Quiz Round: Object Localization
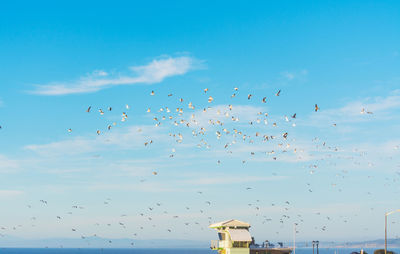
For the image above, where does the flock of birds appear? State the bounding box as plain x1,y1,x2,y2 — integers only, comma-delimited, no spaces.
2,86,399,249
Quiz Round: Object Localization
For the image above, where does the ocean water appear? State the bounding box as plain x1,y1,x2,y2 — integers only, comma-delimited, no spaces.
0,249,213,254
0,248,399,254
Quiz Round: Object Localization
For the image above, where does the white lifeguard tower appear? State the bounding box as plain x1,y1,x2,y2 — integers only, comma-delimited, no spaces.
209,219,252,254
210,219,292,254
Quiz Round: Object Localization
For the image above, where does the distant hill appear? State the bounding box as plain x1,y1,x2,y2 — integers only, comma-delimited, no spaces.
332,239,400,248
291,239,400,249
1,235,400,249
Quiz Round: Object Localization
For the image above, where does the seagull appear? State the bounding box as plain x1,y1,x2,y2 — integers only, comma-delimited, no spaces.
86,106,91,113
276,90,281,96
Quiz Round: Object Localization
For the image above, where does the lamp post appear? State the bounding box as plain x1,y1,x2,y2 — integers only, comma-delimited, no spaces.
385,209,400,254
293,223,297,254
312,241,315,254
312,241,319,254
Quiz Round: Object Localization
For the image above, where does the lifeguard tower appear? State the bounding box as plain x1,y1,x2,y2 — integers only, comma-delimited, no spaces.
209,219,252,254
209,219,292,254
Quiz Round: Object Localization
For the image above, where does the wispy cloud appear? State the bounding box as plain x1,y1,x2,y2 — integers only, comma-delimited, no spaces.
0,155,19,173
30,56,198,95
181,175,286,185
86,182,181,193
0,190,23,198
305,90,400,126
187,104,266,129
280,69,308,82
24,124,166,157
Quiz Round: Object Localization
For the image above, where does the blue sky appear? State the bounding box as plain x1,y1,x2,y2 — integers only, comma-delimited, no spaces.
0,0,400,246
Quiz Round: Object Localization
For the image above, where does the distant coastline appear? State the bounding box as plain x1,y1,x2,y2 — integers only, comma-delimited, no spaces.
291,239,400,249
1,236,400,249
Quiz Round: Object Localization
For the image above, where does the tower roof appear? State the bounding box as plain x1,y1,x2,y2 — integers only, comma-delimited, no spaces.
209,219,250,229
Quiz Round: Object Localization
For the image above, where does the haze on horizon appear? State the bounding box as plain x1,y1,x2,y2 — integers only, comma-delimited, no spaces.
0,0,399,247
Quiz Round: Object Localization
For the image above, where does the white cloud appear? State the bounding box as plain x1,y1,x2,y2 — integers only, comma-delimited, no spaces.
0,190,23,198
0,155,19,173
305,90,400,126
86,182,181,193
181,175,286,185
188,104,266,128
24,138,98,156
30,56,197,95
24,124,165,157
338,91,400,117
280,69,308,81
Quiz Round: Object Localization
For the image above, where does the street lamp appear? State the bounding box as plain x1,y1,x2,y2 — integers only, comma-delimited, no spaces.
312,241,315,254
312,241,319,254
385,209,400,254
